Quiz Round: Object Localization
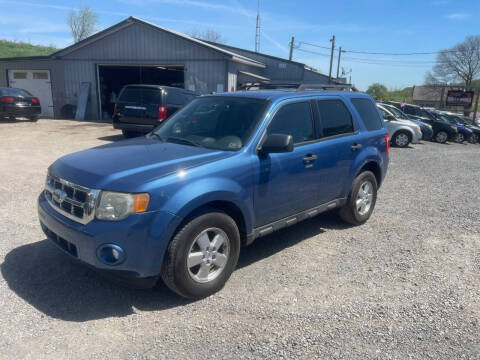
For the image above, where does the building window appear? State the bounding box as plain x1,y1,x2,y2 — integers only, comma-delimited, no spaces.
13,72,27,79
33,72,48,80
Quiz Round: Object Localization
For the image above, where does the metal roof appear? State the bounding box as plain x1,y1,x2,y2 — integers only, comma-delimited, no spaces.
49,17,265,68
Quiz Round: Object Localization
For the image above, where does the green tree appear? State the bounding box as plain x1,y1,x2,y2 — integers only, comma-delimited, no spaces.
366,83,388,100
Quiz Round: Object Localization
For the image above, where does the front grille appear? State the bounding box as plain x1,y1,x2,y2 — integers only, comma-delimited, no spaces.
44,174,99,224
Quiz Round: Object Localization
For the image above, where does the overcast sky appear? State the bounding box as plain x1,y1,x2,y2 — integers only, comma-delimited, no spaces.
0,0,478,90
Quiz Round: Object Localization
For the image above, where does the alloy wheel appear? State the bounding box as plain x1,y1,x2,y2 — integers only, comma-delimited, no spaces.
395,133,409,147
356,181,373,216
187,228,230,283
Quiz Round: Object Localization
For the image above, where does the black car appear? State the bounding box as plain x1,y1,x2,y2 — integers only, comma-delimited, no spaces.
0,87,41,121
459,116,480,143
385,102,457,143
113,85,197,137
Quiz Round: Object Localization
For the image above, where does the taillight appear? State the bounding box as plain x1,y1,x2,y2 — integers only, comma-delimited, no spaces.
385,134,390,155
113,103,118,115
0,96,14,103
158,106,167,120
31,97,40,104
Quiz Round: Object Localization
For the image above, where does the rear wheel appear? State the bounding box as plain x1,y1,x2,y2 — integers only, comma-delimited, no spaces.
454,132,465,143
339,171,377,226
29,116,38,122
435,131,448,143
392,131,411,147
8,115,15,122
161,211,240,299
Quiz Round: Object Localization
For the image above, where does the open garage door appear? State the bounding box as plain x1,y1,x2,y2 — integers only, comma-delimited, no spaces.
97,65,184,120
8,70,54,118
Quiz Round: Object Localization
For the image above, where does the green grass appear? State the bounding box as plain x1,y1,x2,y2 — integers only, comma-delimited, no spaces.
0,40,58,58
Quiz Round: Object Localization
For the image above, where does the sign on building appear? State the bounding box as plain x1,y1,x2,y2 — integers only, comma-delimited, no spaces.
446,90,474,106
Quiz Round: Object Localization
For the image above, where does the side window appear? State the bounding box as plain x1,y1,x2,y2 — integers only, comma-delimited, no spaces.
316,100,354,137
268,102,314,144
167,90,184,105
404,106,414,115
351,98,383,131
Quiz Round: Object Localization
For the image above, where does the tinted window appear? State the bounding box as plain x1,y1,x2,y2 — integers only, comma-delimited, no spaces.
351,98,383,131
167,89,185,105
119,87,162,104
268,102,314,144
2,88,32,97
404,106,415,115
317,100,354,137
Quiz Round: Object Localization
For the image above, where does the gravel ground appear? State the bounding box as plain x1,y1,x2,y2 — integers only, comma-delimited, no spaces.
0,119,479,359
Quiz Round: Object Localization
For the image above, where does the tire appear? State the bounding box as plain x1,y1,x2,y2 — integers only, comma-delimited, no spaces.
392,131,411,148
339,171,378,226
161,211,240,299
471,134,479,144
29,116,38,122
435,131,448,143
454,132,465,143
122,130,138,138
8,115,15,122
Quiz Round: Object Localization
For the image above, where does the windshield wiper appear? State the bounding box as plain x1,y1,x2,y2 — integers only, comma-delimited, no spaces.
164,136,201,147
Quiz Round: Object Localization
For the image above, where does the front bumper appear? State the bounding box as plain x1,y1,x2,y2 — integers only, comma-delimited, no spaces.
38,192,178,279
411,129,423,144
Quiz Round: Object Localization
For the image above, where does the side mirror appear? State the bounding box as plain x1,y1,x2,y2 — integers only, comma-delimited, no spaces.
260,133,294,154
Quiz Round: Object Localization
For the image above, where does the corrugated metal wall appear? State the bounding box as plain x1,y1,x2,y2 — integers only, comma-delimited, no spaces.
0,59,65,118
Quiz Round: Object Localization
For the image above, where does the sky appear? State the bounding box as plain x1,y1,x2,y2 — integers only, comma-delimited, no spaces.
0,0,478,91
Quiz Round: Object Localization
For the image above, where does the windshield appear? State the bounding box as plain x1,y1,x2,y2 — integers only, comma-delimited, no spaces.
435,113,451,123
152,96,268,151
417,108,434,120
384,105,407,119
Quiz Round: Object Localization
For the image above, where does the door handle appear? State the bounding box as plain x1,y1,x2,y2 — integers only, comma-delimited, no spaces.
303,154,317,168
351,143,363,150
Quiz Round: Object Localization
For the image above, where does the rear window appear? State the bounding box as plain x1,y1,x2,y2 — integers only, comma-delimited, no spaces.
317,100,354,137
1,88,32,97
119,87,162,104
167,90,185,105
351,98,383,131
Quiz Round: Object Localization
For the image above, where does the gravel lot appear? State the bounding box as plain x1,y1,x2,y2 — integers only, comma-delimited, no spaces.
0,119,479,359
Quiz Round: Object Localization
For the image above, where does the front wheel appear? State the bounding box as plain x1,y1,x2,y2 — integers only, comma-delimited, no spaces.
470,134,478,144
339,171,378,226
435,131,448,143
161,211,240,299
454,132,465,143
392,131,411,148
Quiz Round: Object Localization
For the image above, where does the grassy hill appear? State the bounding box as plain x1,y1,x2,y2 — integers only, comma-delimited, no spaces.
0,40,58,58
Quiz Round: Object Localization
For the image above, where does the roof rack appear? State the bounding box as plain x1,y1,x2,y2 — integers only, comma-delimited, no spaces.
296,83,357,92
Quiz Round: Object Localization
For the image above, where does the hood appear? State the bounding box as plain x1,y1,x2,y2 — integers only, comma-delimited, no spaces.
50,137,232,190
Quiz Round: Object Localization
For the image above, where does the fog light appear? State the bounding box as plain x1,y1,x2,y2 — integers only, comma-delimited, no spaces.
97,244,126,265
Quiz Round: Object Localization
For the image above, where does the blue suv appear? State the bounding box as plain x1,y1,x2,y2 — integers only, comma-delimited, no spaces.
38,89,389,299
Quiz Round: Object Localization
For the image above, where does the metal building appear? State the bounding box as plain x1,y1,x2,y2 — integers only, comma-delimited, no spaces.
0,17,329,120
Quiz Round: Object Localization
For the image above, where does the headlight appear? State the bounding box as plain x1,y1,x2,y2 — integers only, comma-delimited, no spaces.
96,191,150,221
415,125,421,131
450,125,457,130
427,124,432,129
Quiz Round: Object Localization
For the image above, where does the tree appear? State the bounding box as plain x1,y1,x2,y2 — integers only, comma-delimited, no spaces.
366,83,388,100
429,35,480,87
187,28,224,43
67,7,99,43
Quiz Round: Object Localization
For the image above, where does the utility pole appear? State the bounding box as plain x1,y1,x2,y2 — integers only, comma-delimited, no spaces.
336,46,343,79
328,35,335,84
255,0,260,52
289,36,295,61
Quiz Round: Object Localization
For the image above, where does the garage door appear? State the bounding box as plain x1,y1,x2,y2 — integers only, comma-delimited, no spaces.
8,70,54,118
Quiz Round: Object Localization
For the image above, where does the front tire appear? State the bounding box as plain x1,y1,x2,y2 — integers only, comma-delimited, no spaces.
392,131,411,147
454,132,465,143
435,131,448,143
161,211,240,299
339,171,378,226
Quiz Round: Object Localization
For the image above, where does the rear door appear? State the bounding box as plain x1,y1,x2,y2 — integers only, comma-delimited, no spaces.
312,97,363,204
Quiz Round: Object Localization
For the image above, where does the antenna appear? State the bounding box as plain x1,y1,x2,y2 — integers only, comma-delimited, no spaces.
255,0,260,52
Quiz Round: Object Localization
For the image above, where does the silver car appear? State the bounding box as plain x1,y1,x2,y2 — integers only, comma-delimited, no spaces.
377,104,422,147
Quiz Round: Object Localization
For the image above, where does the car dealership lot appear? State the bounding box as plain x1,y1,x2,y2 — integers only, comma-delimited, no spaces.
0,120,479,359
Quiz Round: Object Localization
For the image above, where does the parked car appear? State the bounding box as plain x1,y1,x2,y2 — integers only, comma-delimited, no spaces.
380,102,433,140
0,87,41,121
38,90,389,299
459,116,480,143
377,103,422,147
440,112,474,143
412,108,458,143
113,85,197,138
384,101,435,122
